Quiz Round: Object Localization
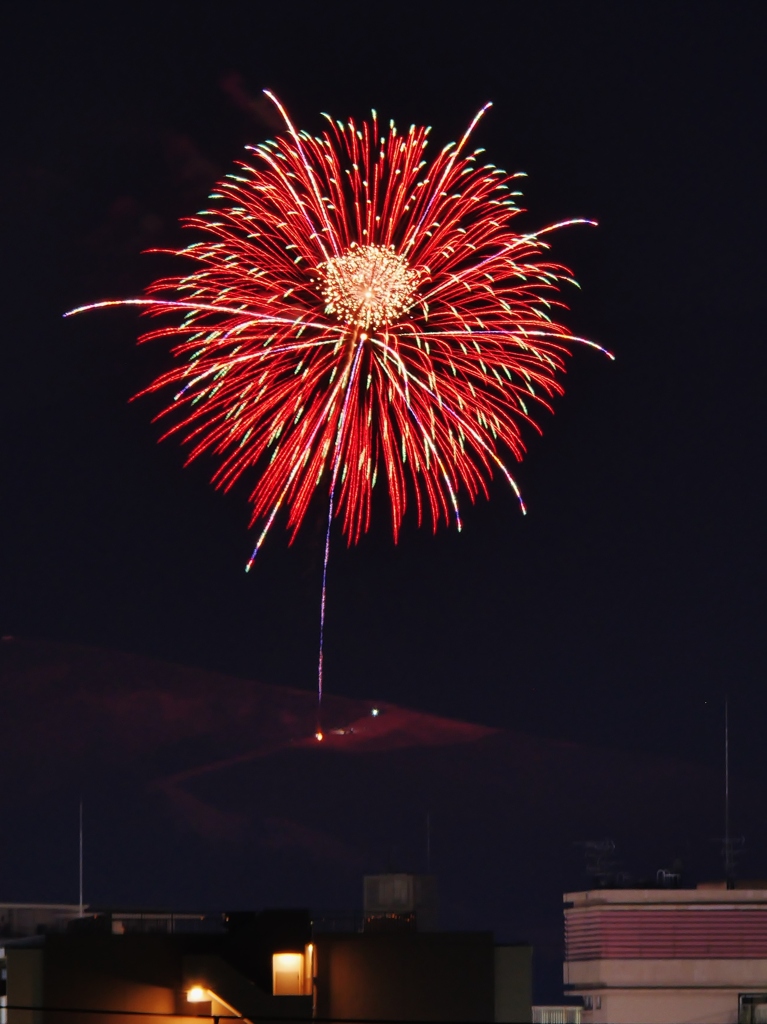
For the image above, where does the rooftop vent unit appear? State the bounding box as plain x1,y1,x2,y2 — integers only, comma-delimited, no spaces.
363,874,438,932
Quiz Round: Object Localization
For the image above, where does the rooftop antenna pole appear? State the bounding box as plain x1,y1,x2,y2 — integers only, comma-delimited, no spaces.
725,696,731,887
426,811,432,874
79,797,84,916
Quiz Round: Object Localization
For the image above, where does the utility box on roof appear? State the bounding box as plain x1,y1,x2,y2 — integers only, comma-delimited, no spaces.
363,874,438,932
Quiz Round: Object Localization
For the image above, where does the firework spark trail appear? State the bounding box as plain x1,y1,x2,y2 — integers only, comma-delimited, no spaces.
317,339,364,735
67,92,610,725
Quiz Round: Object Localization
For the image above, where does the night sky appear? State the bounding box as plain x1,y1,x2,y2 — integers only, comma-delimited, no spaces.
2,0,767,933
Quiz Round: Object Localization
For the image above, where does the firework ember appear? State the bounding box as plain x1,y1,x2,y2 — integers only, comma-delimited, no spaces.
318,243,423,331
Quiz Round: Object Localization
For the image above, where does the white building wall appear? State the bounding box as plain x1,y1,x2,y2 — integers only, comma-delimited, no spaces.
589,988,738,1024
567,958,767,989
564,888,767,1024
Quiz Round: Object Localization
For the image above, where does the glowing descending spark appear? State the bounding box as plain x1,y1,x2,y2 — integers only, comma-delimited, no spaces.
67,94,610,724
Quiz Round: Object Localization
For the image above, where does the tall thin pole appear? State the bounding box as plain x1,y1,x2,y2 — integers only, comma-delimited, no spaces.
426,811,432,874
79,798,84,916
724,697,731,886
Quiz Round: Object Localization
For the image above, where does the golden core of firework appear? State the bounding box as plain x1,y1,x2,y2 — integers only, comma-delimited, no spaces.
318,243,422,331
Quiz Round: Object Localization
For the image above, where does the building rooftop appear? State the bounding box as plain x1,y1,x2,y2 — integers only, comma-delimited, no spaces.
565,884,767,906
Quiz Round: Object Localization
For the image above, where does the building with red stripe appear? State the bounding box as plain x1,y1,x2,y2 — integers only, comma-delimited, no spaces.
564,885,767,1023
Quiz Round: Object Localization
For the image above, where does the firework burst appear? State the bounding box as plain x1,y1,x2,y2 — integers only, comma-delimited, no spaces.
70,93,608,556
68,93,610,714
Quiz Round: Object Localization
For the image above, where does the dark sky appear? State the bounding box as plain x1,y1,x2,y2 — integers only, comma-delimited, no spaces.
2,3,766,875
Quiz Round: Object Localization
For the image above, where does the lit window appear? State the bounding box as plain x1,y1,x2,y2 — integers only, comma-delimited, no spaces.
272,952,304,996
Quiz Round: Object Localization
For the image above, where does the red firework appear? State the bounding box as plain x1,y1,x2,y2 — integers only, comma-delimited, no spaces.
70,93,608,564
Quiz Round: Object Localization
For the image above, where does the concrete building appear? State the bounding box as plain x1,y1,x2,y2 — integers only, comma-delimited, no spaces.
0,875,531,1024
0,907,82,940
563,884,767,1024
316,930,531,1022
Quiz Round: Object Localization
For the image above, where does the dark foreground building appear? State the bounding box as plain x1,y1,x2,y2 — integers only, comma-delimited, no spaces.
316,930,530,1022
1,882,531,1024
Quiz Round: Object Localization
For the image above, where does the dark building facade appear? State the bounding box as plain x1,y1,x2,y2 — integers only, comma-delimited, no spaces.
5,911,312,1024
1,891,531,1024
316,931,530,1022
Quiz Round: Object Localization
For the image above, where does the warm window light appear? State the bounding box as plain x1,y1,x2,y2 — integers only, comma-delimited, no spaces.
272,952,305,996
186,987,208,1003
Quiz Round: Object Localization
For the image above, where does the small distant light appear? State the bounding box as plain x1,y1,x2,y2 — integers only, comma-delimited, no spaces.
371,708,379,717
315,731,324,741
187,987,207,1003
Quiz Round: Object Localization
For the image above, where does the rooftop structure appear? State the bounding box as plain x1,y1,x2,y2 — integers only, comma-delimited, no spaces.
0,906,82,939
363,873,439,932
0,905,224,939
